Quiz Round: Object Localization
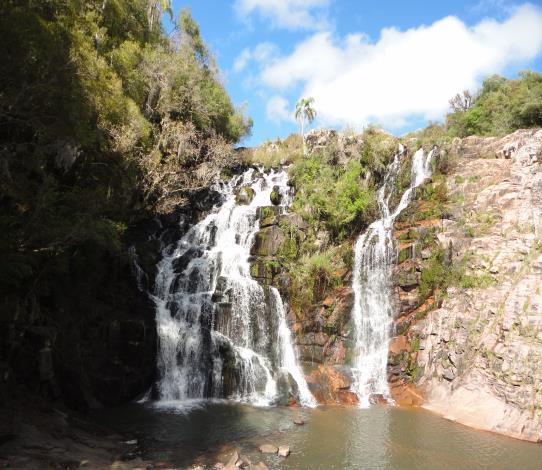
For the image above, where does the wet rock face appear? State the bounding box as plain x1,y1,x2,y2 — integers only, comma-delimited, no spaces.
392,128,542,442
248,190,357,405
293,287,355,369
0,245,158,410
306,365,359,405
250,226,286,257
0,204,202,410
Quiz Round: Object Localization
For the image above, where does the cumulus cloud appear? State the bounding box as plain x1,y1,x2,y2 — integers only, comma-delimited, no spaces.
235,0,330,31
258,4,542,128
266,96,294,123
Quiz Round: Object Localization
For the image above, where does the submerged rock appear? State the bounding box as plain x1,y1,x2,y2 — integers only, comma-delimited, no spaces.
259,444,278,454
251,463,269,470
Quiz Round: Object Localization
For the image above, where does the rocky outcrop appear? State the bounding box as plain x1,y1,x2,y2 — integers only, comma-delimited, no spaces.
293,287,354,366
235,186,255,205
306,365,359,405
391,129,542,441
305,129,365,165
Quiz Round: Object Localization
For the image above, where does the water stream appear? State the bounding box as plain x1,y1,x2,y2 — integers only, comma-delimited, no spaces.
351,147,434,406
151,168,314,407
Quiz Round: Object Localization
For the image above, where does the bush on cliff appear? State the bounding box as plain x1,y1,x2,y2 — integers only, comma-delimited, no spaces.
289,149,377,241
446,71,542,137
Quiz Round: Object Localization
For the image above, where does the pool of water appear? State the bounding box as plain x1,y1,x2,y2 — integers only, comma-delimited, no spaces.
93,401,542,469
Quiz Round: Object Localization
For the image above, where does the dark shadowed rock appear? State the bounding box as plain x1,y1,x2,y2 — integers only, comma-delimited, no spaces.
270,186,282,205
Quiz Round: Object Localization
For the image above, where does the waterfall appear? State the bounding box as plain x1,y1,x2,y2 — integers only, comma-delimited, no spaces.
270,287,317,407
151,168,315,407
351,147,434,407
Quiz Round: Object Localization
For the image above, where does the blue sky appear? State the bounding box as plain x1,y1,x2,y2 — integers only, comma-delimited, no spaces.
168,0,542,146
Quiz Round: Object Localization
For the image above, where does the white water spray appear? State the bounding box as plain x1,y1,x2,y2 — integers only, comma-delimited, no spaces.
351,147,434,407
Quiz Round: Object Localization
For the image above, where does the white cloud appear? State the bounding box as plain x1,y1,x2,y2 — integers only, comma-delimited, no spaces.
253,42,277,62
234,48,252,72
266,95,294,123
233,42,278,73
235,0,330,31
258,4,542,129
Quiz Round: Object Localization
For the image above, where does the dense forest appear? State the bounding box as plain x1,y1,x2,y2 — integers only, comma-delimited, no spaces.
0,0,251,295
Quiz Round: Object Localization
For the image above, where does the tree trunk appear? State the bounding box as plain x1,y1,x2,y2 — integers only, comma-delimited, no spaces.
301,117,305,155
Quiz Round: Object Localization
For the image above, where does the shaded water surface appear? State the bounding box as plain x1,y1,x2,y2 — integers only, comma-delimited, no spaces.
93,402,542,469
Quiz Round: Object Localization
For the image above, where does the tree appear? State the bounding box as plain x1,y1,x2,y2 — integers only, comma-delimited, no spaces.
179,9,210,67
295,97,316,153
449,90,475,112
147,0,172,30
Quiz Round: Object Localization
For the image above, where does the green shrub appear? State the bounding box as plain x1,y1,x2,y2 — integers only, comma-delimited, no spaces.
289,248,344,313
289,153,377,240
419,248,450,300
0,2,250,292
446,71,542,137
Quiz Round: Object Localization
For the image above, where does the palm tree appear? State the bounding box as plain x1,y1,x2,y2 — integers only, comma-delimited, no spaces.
295,97,316,153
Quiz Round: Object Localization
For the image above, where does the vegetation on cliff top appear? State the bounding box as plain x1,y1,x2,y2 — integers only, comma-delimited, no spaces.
0,1,250,294
446,71,542,137
268,128,397,313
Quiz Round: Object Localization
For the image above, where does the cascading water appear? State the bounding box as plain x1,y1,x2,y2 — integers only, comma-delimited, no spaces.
151,168,315,407
351,146,434,407
270,287,316,407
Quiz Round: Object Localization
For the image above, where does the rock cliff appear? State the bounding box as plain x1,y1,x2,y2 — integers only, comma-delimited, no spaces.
391,129,542,441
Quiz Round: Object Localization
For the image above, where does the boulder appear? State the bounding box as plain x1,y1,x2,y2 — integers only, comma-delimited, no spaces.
235,186,255,205
256,206,281,227
251,463,269,470
270,186,282,206
442,368,455,381
306,365,358,404
225,451,239,468
278,446,290,457
250,226,285,257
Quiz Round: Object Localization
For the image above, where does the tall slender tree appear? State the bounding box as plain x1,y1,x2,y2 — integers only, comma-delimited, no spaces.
295,97,316,154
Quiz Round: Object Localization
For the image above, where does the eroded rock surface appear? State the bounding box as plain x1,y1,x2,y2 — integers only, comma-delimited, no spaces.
394,129,542,441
